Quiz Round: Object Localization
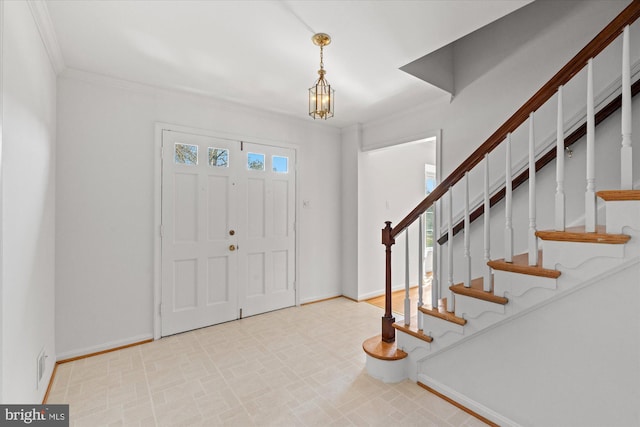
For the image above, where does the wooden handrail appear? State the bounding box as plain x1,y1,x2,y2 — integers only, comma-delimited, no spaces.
390,0,640,239
437,77,640,245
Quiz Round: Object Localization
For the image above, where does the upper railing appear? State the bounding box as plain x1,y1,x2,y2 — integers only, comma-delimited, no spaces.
438,77,640,245
380,0,640,343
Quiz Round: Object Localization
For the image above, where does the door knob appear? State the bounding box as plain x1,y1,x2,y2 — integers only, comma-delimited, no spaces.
229,245,236,251
229,230,235,236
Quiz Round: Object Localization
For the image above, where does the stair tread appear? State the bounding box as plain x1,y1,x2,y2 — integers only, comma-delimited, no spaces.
488,251,561,278
393,317,434,343
536,225,630,244
362,335,408,361
419,298,467,326
449,277,508,305
597,189,640,201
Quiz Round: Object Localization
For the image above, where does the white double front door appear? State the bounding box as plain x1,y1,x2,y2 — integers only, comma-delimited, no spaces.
161,130,296,336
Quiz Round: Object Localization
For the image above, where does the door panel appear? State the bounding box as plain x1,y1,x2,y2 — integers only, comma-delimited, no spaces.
174,259,197,310
207,175,229,240
161,131,239,336
174,173,198,242
207,256,229,304
247,178,266,238
238,142,296,317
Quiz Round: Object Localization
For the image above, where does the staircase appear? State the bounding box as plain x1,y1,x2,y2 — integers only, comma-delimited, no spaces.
363,2,640,426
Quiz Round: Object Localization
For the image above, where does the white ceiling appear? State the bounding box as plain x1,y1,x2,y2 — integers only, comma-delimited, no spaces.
45,0,532,129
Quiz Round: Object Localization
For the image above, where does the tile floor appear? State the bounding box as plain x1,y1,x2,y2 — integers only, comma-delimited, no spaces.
47,297,486,427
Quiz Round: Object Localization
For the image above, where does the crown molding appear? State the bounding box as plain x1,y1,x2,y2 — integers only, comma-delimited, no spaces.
27,0,65,74
59,68,341,136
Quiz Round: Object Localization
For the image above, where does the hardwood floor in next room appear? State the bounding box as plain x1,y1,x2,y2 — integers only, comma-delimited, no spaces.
365,276,432,315
46,297,485,426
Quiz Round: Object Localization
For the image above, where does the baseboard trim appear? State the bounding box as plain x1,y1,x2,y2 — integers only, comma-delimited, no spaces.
418,375,522,426
301,295,366,305
56,335,153,363
341,295,358,303
299,293,342,305
301,286,416,304
358,284,407,301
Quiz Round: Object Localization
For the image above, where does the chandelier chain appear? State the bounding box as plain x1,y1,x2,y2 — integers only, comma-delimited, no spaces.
319,45,324,70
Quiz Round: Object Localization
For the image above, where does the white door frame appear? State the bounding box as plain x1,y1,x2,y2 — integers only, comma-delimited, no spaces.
153,122,300,340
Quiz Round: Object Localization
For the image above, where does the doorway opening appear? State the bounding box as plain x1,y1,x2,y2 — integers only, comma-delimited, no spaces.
359,134,439,309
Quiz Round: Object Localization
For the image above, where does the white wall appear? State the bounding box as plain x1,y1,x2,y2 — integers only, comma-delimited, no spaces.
340,125,360,300
55,71,342,358
2,1,57,403
421,259,640,426
358,140,436,300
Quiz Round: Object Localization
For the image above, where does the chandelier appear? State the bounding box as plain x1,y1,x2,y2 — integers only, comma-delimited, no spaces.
309,33,335,120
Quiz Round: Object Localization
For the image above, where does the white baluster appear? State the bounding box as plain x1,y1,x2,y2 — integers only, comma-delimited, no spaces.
529,112,539,266
404,229,411,326
431,200,439,313
464,172,471,287
483,154,492,292
585,58,597,232
556,86,566,231
418,214,424,319
447,187,455,312
505,133,513,263
622,25,633,189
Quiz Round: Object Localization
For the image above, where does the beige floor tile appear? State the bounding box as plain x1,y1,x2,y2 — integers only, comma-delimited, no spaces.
72,406,123,427
120,401,156,425
463,414,494,427
154,397,202,427
48,298,483,426
447,409,476,427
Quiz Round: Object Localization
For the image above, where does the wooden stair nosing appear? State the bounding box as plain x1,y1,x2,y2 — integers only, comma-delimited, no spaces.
393,319,434,343
449,277,508,305
362,335,408,361
418,299,467,326
597,189,640,201
536,225,630,244
488,252,561,279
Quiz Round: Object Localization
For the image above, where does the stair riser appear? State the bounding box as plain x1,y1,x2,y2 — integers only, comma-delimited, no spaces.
420,308,503,342
551,256,628,284
501,286,556,314
493,270,557,298
605,200,640,233
397,332,431,353
421,312,464,338
541,241,625,269
454,294,505,319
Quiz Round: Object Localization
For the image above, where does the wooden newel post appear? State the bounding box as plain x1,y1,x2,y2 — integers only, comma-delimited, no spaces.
382,221,396,343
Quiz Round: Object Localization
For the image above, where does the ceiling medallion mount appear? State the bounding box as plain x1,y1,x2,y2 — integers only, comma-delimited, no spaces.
309,33,335,120
311,33,331,47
